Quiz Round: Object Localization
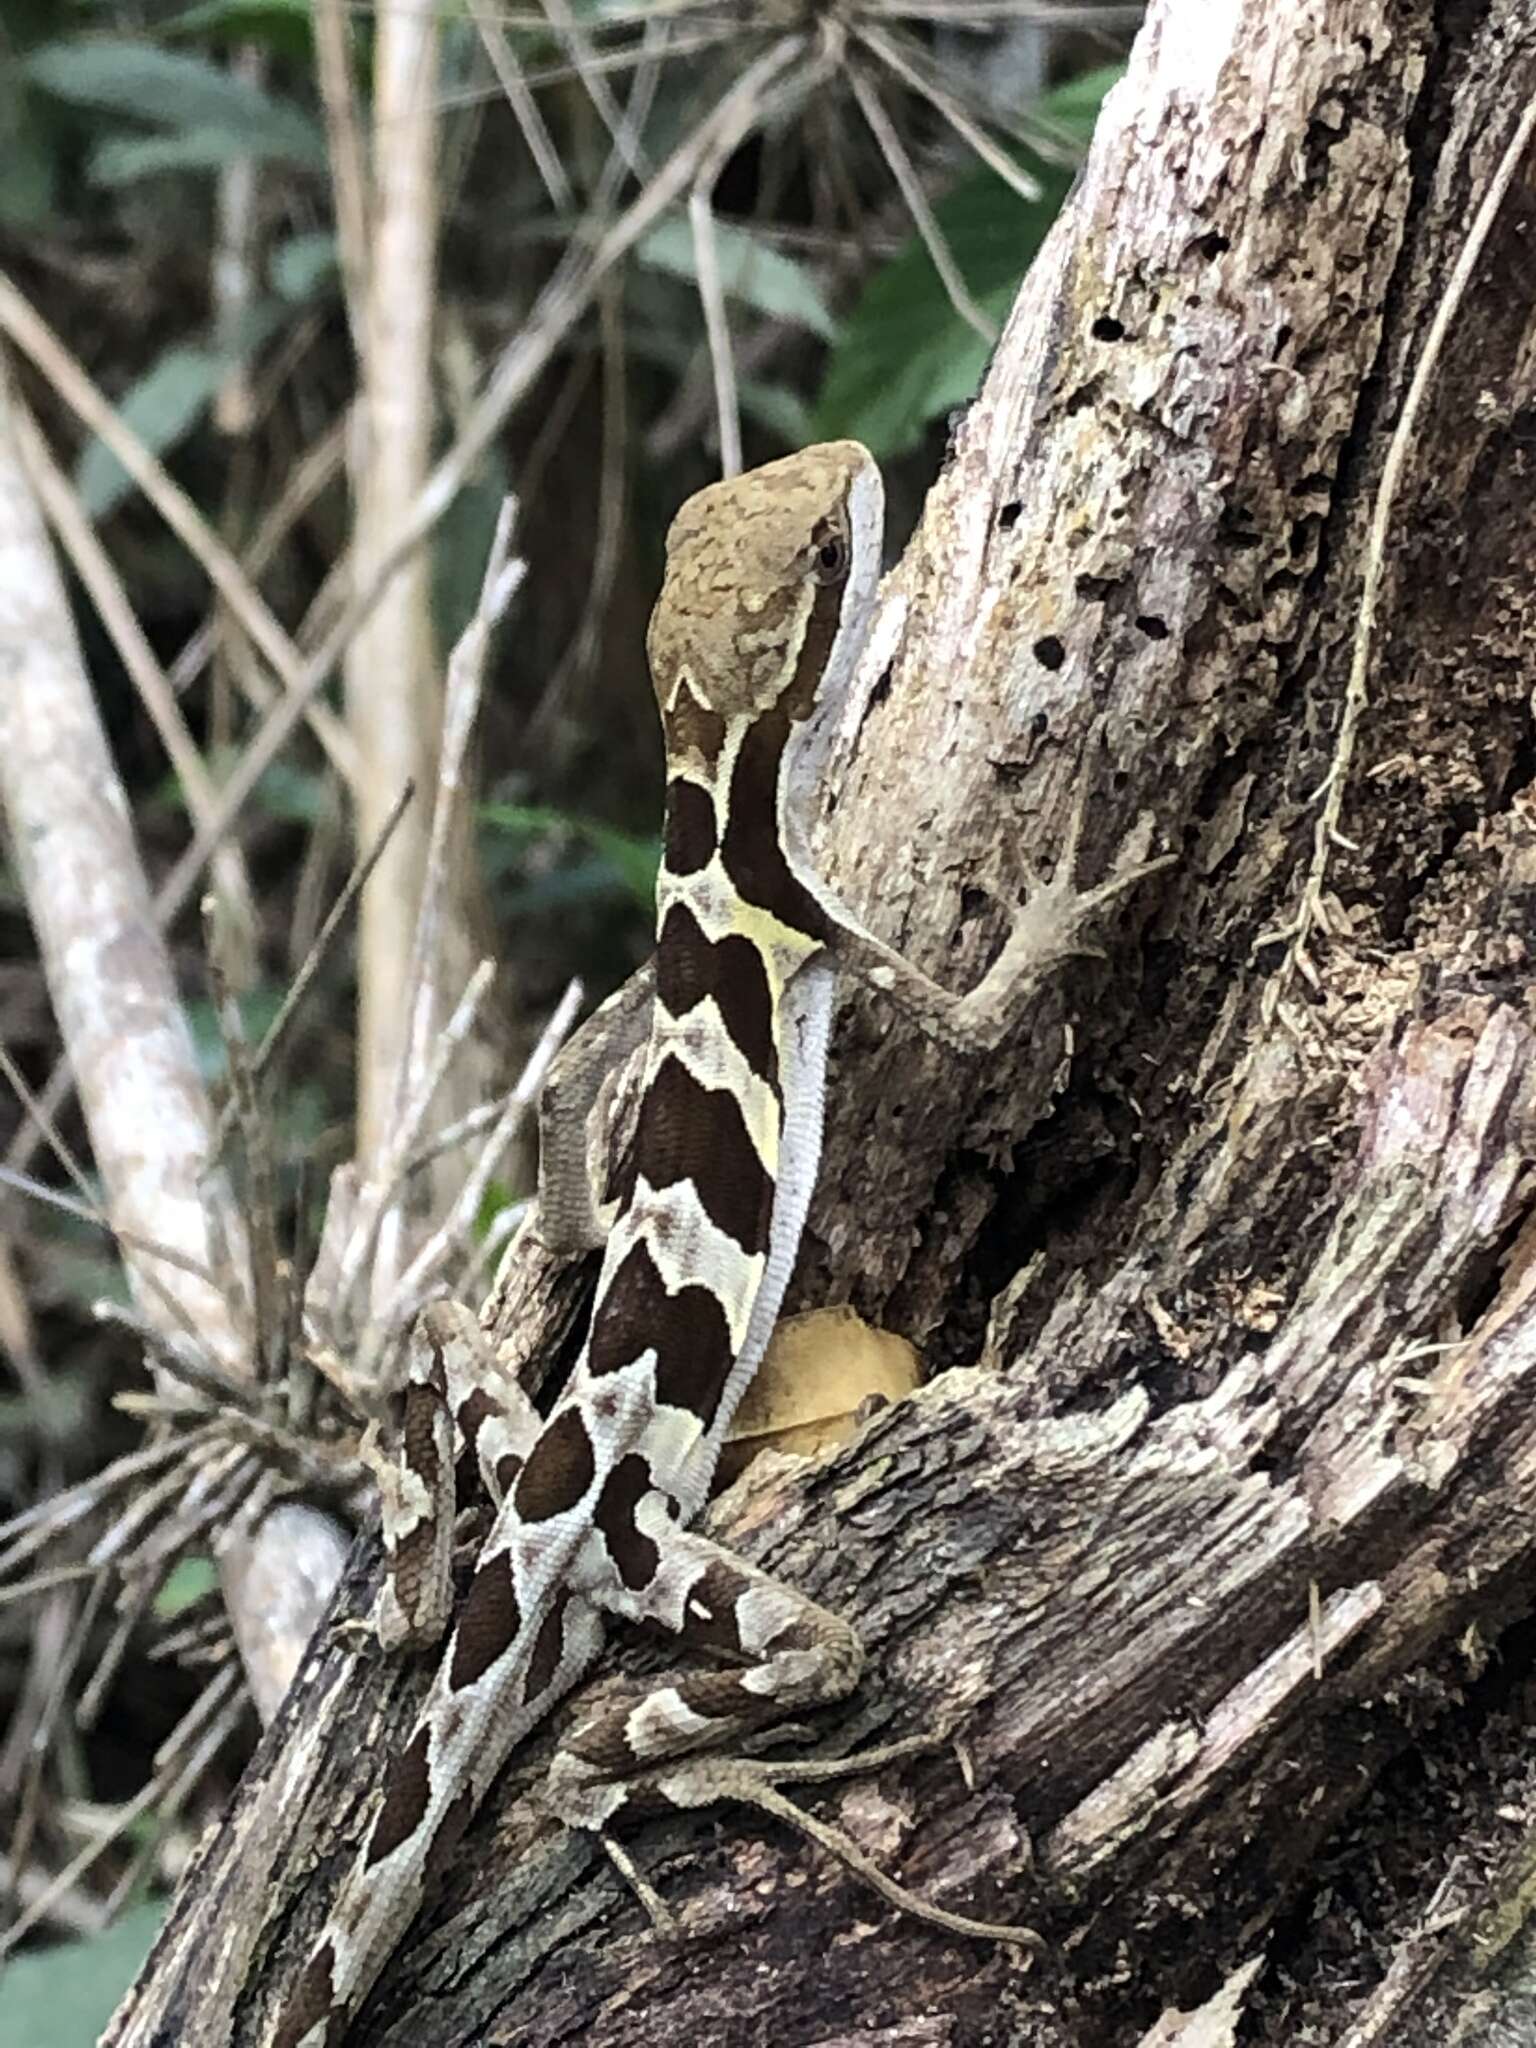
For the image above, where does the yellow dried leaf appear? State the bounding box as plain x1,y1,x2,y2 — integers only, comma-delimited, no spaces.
717,1306,920,1485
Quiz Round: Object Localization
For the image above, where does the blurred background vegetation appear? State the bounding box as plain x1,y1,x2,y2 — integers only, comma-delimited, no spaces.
0,0,1136,2031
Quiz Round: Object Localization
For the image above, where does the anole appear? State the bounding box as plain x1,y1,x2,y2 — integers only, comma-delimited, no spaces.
274,440,1167,2045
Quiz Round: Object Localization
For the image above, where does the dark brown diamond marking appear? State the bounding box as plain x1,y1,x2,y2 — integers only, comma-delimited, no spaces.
663,775,716,875
594,1453,662,1591
514,1405,597,1523
365,1724,432,1866
272,1939,340,2048
526,1592,570,1697
448,1547,521,1692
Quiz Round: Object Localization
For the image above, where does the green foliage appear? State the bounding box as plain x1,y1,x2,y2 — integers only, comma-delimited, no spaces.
0,1902,165,2048
162,0,316,64
76,333,260,516
269,229,338,304
245,760,331,827
432,450,513,655
480,803,660,915
475,1179,516,1244
0,35,58,227
637,214,837,341
24,36,325,175
184,986,286,1083
814,67,1124,456
154,1554,218,1617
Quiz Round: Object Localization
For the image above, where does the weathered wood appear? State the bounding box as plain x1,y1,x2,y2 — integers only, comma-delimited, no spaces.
111,2,1536,2042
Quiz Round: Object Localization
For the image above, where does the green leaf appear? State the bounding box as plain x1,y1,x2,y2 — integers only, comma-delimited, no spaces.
89,120,313,185
77,345,226,517
480,803,659,912
162,0,316,63
154,1554,217,1617
270,229,338,304
248,759,330,826
25,38,324,165
0,57,58,227
637,213,836,341
812,165,1067,457
737,378,813,446
475,1179,517,1243
1038,62,1126,143
76,300,283,517
0,1902,165,2048
813,66,1123,457
432,454,511,655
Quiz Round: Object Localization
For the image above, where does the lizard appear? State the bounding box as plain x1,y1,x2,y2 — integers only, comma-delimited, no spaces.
272,439,1169,2046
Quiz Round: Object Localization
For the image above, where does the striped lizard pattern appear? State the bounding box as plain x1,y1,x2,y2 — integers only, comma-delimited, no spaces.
273,441,1167,2046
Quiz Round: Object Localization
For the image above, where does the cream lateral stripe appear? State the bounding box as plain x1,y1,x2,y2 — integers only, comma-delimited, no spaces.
665,857,811,972
273,440,1144,2043
671,714,747,815
620,1179,764,1340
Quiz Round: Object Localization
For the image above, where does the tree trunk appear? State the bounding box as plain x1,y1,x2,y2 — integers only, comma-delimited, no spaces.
110,3,1536,2042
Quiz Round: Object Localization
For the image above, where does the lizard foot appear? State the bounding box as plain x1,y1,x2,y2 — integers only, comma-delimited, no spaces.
991,723,1176,996
559,1734,1044,1952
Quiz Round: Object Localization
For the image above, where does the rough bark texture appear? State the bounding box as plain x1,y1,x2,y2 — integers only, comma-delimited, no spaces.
112,2,1536,2042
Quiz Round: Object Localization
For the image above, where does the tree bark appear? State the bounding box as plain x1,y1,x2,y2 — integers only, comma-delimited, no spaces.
111,2,1536,2042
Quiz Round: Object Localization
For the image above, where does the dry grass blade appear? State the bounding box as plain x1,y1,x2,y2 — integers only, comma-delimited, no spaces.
313,0,373,356
3,1573,109,1885
87,1459,216,1573
92,1303,260,1417
334,500,535,1341
865,0,1143,20
389,974,583,1326
0,1562,102,1606
0,1042,96,1216
469,0,573,210
0,1432,211,1569
203,898,283,1381
437,21,739,106
855,21,1046,202
164,412,349,702
211,780,417,1164
401,1093,514,1177
150,1595,233,1667
394,499,523,1138
0,1664,244,1961
337,956,499,1337
846,60,997,341
376,0,734,28
690,176,743,476
77,1573,161,1728
1267,89,1536,1004
0,1167,217,1292
0,1576,72,1804
538,0,650,177
0,273,360,788
540,286,629,713
99,1666,248,1921
133,34,807,992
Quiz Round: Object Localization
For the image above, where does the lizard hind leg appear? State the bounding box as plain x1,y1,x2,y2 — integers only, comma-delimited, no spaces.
648,1742,1046,1951
539,1531,1041,1951
559,1715,1045,1953
545,1530,867,1824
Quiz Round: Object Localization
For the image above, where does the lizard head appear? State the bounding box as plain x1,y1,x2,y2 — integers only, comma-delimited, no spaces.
646,439,884,751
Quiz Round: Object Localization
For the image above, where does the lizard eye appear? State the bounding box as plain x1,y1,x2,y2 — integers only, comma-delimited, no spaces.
813,531,849,584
